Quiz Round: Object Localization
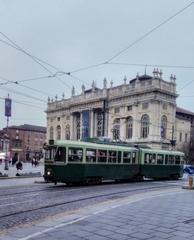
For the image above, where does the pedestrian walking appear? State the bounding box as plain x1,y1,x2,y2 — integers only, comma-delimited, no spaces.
32,156,36,167
12,153,18,166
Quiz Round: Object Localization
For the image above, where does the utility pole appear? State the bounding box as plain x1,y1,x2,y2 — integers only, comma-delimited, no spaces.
170,125,176,149
4,94,11,171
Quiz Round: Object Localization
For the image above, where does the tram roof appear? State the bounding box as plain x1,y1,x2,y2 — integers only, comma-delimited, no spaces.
139,148,184,155
51,140,138,151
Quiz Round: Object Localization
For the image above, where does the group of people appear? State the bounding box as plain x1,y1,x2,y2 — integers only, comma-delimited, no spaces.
10,153,39,170
11,153,23,170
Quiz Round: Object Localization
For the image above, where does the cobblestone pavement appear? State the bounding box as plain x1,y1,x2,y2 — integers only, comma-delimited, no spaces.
0,180,178,232
0,180,193,240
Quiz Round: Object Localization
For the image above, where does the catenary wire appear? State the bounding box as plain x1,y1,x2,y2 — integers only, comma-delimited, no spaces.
106,62,194,70
0,37,87,87
106,2,194,62
0,75,50,96
65,2,194,74
0,96,45,110
0,86,46,103
0,35,71,88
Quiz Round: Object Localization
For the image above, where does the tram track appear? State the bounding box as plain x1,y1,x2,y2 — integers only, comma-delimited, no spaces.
0,183,177,219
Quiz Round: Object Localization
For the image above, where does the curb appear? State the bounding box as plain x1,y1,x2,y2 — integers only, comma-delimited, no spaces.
0,175,43,180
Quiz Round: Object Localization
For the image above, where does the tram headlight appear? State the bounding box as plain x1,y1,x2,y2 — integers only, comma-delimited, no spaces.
47,171,51,176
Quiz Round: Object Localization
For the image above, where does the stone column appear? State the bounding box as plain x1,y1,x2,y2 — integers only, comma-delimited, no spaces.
70,113,74,140
90,110,94,138
104,110,109,137
120,118,126,141
80,111,83,140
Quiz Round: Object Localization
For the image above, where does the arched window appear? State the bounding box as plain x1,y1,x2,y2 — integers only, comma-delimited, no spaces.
141,114,149,138
56,125,61,140
65,124,70,140
126,117,133,139
113,118,120,140
161,115,167,139
50,126,54,140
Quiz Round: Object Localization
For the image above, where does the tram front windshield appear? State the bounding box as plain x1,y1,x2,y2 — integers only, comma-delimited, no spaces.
44,147,57,161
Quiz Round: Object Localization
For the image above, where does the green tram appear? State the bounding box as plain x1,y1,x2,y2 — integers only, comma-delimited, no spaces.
44,140,184,184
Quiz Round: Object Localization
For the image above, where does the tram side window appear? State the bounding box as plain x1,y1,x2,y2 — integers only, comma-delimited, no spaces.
152,154,156,164
45,147,57,161
168,155,175,164
97,150,107,163
132,152,136,164
144,153,156,164
68,148,83,162
144,153,151,164
118,151,121,163
157,154,164,164
54,147,66,162
86,149,96,163
108,150,117,163
123,152,131,163
175,155,180,165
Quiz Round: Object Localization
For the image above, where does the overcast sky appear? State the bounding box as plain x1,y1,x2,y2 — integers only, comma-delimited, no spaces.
0,0,194,129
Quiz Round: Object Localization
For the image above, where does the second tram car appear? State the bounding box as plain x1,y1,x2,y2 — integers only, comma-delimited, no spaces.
44,140,184,184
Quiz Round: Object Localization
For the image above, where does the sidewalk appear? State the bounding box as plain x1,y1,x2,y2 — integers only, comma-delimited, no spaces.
0,162,44,178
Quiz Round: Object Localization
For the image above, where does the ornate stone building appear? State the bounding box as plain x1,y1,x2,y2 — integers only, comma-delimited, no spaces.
46,69,194,152
46,69,191,150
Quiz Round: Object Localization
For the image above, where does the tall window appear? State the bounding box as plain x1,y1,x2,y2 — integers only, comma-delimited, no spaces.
113,118,120,140
65,124,70,140
185,133,188,143
50,127,54,140
126,117,133,139
56,125,61,140
161,115,167,139
76,114,81,140
96,112,103,137
141,114,149,138
179,132,182,142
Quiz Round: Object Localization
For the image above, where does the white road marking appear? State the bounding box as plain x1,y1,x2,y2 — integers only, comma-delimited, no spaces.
17,188,183,240
18,216,90,240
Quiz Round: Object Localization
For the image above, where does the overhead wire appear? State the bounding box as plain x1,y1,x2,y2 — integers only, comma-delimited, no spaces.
106,2,194,63
106,62,194,70
1,2,193,88
62,1,194,75
0,34,71,88
0,96,45,110
0,36,87,87
0,75,50,96
178,80,194,92
0,86,46,103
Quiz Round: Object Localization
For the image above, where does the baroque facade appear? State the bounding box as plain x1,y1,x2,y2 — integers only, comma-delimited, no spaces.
46,69,190,150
